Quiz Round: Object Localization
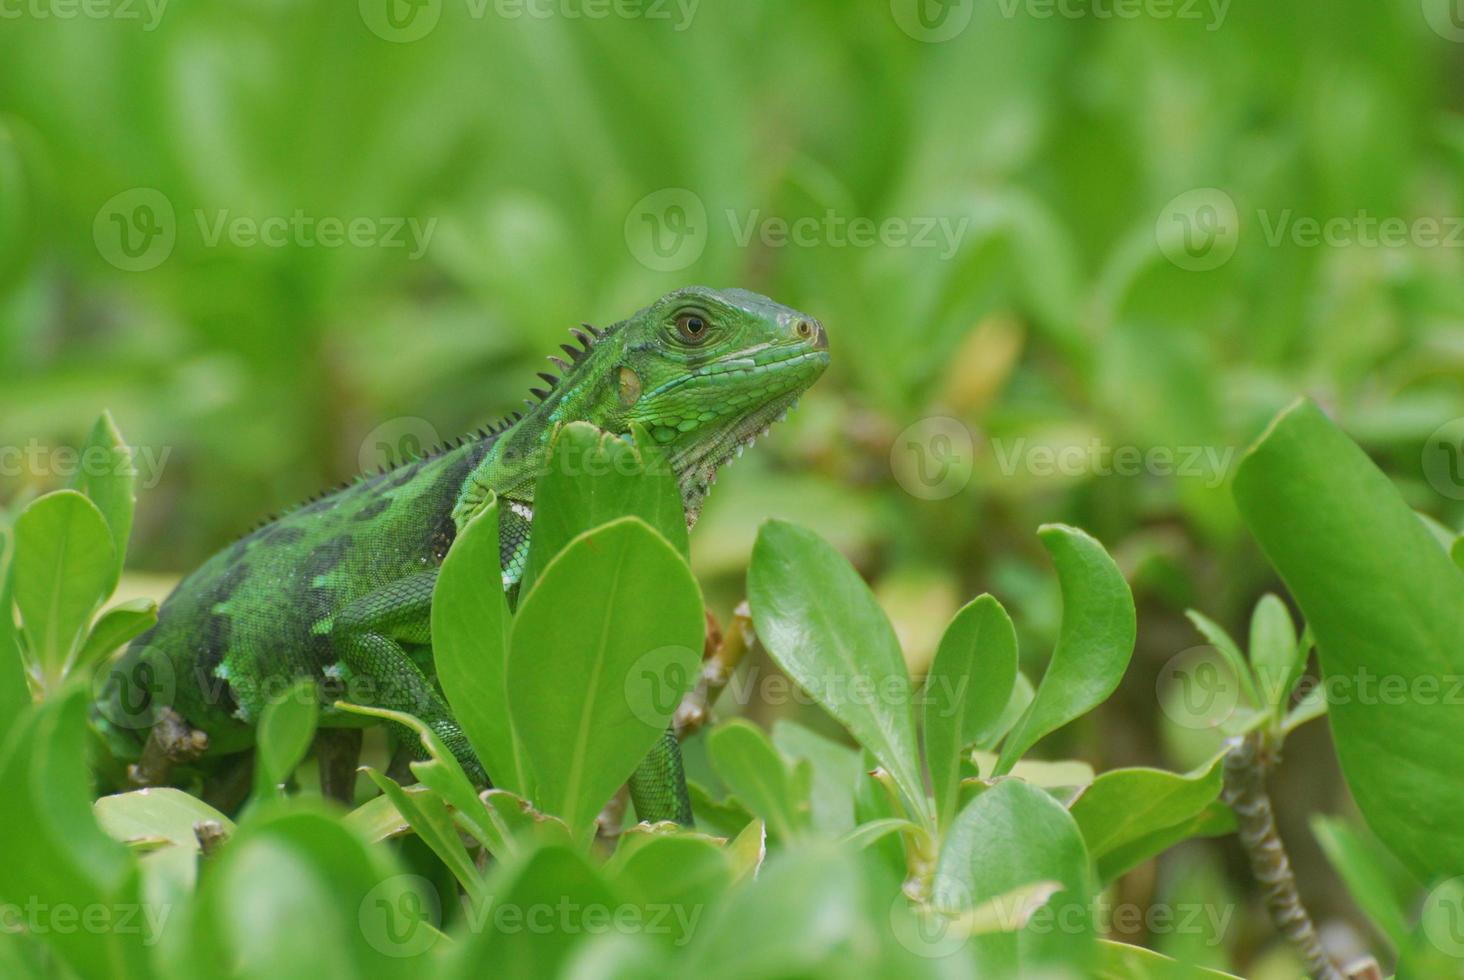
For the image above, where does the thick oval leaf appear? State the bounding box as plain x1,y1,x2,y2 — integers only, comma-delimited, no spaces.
0,688,151,978
924,594,1018,830
683,843,878,978
935,778,1096,976
707,718,808,842
451,844,618,978
71,411,136,589
508,517,703,840
520,421,688,596
13,490,116,688
94,787,235,851
747,520,928,823
1068,757,1224,862
1233,399,1464,881
254,679,319,799
432,499,519,791
995,524,1135,776
188,805,425,979
771,719,861,835
75,598,158,673
605,834,731,948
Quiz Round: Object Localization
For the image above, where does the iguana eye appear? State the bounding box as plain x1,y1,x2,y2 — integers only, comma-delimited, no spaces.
675,312,710,345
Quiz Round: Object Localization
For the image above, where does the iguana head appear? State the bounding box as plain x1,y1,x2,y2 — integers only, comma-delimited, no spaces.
516,285,829,519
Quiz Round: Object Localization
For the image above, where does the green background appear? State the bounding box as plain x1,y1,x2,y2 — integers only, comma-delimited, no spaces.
2,2,1462,973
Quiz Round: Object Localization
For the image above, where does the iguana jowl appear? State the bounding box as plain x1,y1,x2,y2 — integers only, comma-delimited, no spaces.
97,286,829,824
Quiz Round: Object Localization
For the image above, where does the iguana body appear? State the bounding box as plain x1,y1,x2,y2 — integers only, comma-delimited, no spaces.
96,286,828,824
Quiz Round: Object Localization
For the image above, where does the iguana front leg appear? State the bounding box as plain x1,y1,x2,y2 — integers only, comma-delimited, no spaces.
330,571,488,784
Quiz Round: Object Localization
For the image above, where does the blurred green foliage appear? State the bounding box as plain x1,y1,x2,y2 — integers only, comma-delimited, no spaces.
2,3,1464,973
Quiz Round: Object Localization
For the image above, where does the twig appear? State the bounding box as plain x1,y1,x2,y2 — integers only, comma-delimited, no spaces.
127,707,208,788
1222,731,1345,980
674,602,754,739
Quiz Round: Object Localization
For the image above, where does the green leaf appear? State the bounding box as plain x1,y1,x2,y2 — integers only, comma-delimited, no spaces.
747,520,928,824
686,781,753,839
336,701,510,858
996,524,1136,776
1183,609,1260,709
519,421,688,596
0,527,29,742
968,751,1095,790
342,787,433,842
253,679,319,799
94,787,234,851
74,598,157,673
187,802,431,978
924,594,1018,830
1249,593,1300,715
1069,756,1224,861
707,718,808,842
771,719,861,835
683,842,888,978
13,490,116,688
71,411,136,589
1095,939,1242,978
838,817,917,851
1233,399,1464,881
0,687,151,978
508,516,703,840
432,498,519,791
451,844,618,978
1095,802,1235,883
605,834,731,948
1311,815,1416,952
935,778,1096,975
974,670,1034,752
364,767,486,904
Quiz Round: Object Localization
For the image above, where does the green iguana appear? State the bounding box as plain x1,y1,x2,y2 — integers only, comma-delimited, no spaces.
94,286,828,825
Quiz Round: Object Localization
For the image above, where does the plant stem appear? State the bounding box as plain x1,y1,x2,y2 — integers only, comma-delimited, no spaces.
673,602,753,739
1222,731,1344,980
